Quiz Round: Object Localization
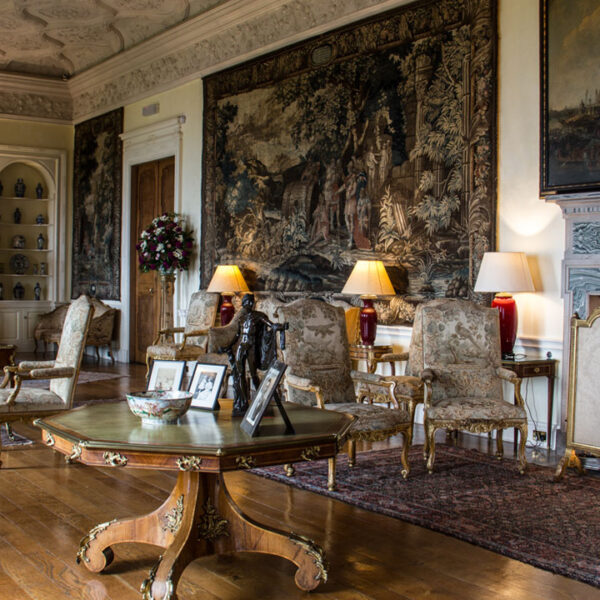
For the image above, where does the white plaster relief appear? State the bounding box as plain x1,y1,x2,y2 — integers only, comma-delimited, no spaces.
0,91,72,121
71,0,397,120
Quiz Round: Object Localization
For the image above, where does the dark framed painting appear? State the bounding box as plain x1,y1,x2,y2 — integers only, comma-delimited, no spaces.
202,0,497,320
541,0,600,195
72,107,123,300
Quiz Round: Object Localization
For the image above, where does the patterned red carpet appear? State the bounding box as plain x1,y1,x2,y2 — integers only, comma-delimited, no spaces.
253,444,600,587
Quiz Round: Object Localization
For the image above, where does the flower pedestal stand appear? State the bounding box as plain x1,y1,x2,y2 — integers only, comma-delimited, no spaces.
159,271,175,341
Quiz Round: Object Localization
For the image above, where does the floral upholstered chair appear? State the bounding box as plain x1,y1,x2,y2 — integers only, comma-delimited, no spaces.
419,299,528,474
279,298,417,491
0,295,94,467
145,291,220,376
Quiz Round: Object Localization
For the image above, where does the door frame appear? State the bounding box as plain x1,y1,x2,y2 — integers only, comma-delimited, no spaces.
118,115,186,363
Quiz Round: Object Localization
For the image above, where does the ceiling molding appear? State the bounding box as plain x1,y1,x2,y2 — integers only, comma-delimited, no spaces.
0,72,72,123
2,0,412,124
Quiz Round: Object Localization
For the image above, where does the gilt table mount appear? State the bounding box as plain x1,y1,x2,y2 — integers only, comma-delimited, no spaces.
35,401,353,600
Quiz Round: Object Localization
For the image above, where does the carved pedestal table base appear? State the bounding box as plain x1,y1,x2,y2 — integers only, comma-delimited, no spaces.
77,470,326,600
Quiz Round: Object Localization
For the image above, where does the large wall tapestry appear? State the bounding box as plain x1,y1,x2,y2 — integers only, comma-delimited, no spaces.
202,0,497,322
540,0,600,195
72,107,123,300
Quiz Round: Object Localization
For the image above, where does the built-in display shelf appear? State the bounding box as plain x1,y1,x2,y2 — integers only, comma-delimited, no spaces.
0,196,50,202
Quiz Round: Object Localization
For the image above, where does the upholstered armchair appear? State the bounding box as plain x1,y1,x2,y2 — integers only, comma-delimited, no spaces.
279,298,416,491
145,291,220,376
34,297,117,362
0,295,94,467
419,299,528,474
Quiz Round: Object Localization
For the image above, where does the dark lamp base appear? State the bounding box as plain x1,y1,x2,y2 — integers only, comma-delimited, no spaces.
359,298,377,346
220,295,235,326
492,294,518,359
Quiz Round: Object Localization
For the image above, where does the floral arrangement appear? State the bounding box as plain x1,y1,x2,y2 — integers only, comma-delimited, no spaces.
136,212,194,274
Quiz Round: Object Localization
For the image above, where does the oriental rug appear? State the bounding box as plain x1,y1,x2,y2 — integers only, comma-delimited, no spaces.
253,444,600,587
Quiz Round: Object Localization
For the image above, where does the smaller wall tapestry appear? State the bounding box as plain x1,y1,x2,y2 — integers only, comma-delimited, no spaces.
72,107,123,300
202,0,497,321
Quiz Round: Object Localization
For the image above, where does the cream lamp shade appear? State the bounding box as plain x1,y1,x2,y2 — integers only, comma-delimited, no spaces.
341,260,395,298
474,251,534,360
473,252,534,293
207,265,249,325
206,265,249,294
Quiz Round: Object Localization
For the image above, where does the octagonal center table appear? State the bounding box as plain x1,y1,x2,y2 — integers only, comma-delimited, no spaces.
35,400,354,600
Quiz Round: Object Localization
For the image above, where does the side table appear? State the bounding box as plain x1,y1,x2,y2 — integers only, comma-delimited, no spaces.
349,344,393,374
502,356,558,449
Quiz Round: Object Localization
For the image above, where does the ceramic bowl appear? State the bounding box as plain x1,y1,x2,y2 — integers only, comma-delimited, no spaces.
126,390,193,425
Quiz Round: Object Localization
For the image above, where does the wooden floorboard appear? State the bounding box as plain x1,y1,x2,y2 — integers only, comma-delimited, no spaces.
0,355,598,600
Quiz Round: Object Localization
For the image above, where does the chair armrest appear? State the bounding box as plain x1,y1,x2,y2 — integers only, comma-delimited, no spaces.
421,368,435,408
152,327,185,345
179,329,210,350
496,366,518,382
17,360,56,371
28,367,75,379
496,367,525,408
285,373,326,409
351,370,399,408
378,351,409,363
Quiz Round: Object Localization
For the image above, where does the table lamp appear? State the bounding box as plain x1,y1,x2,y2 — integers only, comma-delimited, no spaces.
206,265,249,325
342,260,395,346
474,251,534,360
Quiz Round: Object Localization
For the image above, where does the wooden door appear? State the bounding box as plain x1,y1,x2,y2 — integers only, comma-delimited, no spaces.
130,157,175,363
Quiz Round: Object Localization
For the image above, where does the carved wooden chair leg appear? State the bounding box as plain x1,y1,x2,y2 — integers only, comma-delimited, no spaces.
423,417,430,460
347,439,356,467
4,423,14,441
145,355,152,379
495,429,504,459
399,429,410,479
426,423,437,474
327,457,336,491
107,345,115,364
517,423,528,474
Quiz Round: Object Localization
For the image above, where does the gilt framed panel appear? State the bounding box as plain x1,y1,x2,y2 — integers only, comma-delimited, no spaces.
541,0,600,195
202,0,497,322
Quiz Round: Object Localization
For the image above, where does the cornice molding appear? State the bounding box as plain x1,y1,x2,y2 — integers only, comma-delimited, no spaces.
68,0,409,122
1,0,413,123
0,72,72,123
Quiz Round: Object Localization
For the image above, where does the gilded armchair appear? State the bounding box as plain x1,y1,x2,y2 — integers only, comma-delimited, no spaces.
145,291,220,376
0,295,94,467
419,299,528,474
279,299,416,491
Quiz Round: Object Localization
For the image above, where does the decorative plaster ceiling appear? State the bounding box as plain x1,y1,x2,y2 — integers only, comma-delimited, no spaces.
0,0,225,78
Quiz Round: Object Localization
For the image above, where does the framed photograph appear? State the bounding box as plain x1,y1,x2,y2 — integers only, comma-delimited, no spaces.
188,363,227,410
241,360,287,437
541,0,600,195
147,360,186,391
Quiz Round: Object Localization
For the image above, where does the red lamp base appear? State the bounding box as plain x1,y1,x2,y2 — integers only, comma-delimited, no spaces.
492,293,517,359
220,294,235,325
359,298,377,346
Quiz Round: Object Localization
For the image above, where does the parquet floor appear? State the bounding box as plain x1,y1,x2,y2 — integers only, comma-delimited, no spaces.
1,356,598,600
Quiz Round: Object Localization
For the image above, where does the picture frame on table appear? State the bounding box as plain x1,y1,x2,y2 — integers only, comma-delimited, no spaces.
540,0,600,195
188,363,227,410
147,360,186,392
241,360,287,437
